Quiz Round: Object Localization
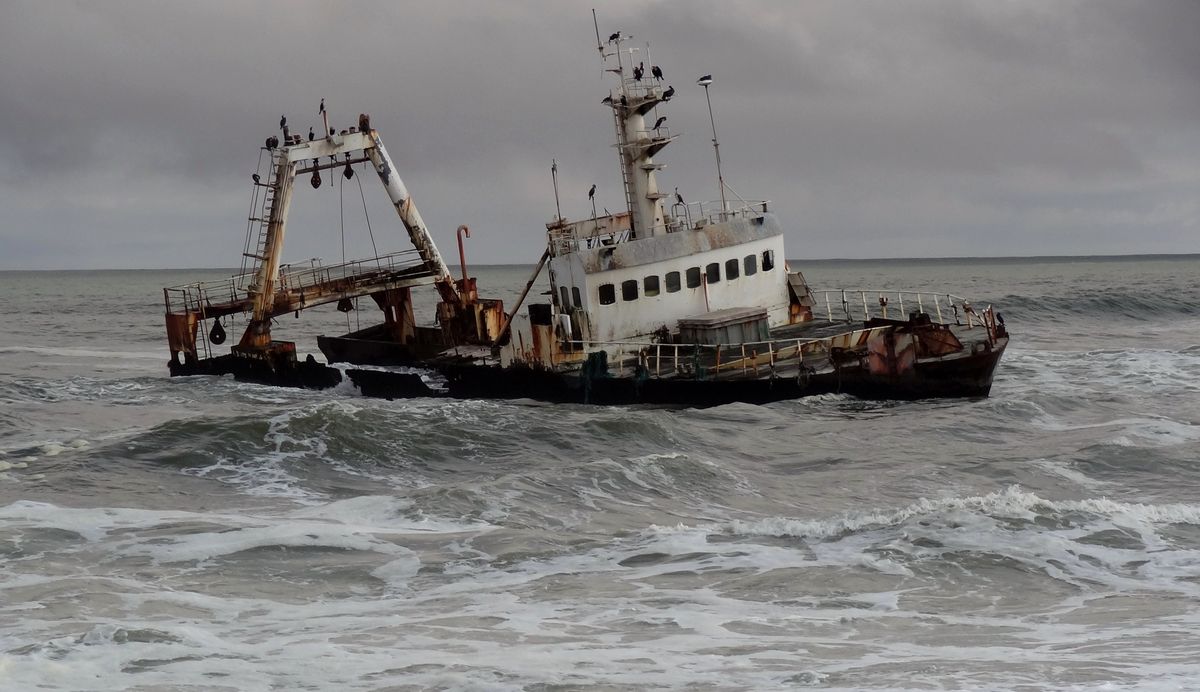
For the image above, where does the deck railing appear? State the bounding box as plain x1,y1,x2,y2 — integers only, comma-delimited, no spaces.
163,250,428,317
546,199,771,255
568,336,829,380
813,289,974,326
276,250,425,295
555,289,995,379
669,199,770,231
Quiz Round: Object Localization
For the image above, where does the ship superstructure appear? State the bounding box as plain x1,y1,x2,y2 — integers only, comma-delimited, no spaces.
502,32,808,362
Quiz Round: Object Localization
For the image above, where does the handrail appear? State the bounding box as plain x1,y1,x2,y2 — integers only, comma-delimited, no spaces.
812,289,973,325
559,299,997,379
545,199,771,255
550,288,994,372
671,199,769,230
164,249,427,316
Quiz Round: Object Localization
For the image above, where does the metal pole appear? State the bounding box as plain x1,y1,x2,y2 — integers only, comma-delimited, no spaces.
495,248,551,345
699,79,726,213
551,159,562,221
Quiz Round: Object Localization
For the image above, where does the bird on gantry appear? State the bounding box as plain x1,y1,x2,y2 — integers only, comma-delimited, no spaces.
651,65,663,81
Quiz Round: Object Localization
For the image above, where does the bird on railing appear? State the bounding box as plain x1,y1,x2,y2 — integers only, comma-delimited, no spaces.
633,62,644,81
674,187,684,206
651,65,663,80
662,85,675,101
308,127,315,141
653,116,667,131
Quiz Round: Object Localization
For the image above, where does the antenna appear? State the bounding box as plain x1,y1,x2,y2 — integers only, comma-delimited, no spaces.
551,159,562,221
592,9,603,54
698,74,727,213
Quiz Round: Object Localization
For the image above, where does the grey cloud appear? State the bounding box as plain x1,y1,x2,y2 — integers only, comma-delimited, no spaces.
0,0,1196,270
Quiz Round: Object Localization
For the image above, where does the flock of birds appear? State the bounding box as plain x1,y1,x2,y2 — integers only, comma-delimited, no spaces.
595,32,688,209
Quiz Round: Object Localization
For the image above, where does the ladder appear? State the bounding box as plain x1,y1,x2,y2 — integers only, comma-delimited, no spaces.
612,108,638,233
241,148,285,294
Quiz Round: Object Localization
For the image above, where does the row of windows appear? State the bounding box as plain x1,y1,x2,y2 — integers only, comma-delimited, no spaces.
558,285,584,310
597,250,775,305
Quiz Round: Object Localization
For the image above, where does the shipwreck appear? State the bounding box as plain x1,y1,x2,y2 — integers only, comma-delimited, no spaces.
162,28,1008,406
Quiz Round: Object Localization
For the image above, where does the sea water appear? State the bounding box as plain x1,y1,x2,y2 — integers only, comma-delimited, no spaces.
1,256,1198,690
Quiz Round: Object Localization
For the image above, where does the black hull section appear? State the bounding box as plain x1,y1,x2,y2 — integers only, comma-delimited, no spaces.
436,349,1003,406
168,353,343,389
167,346,1004,407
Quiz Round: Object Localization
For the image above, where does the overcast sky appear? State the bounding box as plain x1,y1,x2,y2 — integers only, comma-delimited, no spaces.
1,0,1197,269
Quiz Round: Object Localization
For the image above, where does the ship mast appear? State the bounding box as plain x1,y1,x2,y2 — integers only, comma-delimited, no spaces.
598,31,674,239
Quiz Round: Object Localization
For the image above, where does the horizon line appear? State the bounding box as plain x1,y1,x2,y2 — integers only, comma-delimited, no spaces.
2,251,1198,272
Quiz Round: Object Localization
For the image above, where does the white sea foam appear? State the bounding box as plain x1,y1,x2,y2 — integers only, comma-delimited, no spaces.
36,438,90,456
1030,415,1200,448
290,495,496,534
717,486,1200,540
1030,458,1108,489
0,459,27,472
120,523,418,564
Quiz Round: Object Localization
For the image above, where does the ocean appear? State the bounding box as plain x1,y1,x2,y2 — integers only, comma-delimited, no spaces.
1,256,1199,691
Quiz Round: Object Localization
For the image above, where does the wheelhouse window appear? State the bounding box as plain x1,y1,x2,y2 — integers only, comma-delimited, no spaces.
598,283,616,305
621,279,639,301
762,249,775,271
744,254,757,276
559,286,570,308
572,287,582,307
706,263,721,284
665,271,681,293
725,258,740,280
686,267,702,288
644,275,660,297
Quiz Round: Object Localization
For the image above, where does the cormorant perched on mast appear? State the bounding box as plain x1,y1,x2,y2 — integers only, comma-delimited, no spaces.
653,116,667,131
319,98,325,114
279,115,287,130
662,85,675,101
651,65,663,81
588,184,597,200
608,31,620,43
